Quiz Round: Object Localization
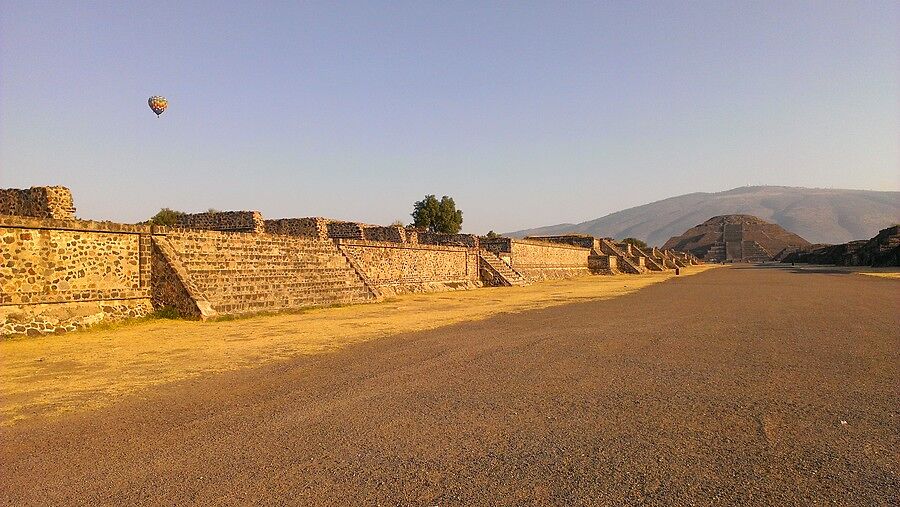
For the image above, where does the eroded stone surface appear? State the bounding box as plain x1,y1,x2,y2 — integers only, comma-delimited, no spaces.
0,186,75,220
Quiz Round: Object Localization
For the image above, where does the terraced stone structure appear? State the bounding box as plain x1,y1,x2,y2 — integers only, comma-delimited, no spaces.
482,237,594,280
156,230,378,316
1,186,699,336
663,215,810,262
524,235,649,275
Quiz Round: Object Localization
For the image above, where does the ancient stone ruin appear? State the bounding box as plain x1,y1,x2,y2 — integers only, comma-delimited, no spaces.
780,225,900,267
0,186,76,220
1,186,699,336
662,215,810,262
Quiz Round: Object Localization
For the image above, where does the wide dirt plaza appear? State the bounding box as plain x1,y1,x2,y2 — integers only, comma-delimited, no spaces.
1,264,897,505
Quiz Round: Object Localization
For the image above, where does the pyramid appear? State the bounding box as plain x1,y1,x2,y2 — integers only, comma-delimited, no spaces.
662,215,810,262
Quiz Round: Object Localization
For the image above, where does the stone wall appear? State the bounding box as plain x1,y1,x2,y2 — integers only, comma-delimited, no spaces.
418,232,480,248
326,221,365,239
0,186,76,219
264,217,329,240
264,218,479,248
483,238,591,280
589,255,618,274
0,216,152,336
524,235,595,250
337,239,479,295
178,211,265,233
362,225,408,243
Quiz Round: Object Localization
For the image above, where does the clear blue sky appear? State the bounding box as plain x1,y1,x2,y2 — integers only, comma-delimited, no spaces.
1,1,897,233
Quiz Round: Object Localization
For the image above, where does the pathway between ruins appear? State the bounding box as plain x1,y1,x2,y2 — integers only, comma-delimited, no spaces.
1,265,898,505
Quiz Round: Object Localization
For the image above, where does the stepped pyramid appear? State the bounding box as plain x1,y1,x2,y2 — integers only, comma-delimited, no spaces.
662,215,810,262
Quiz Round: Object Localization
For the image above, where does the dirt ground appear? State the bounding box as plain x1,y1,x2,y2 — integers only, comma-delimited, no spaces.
1,264,897,505
0,267,713,426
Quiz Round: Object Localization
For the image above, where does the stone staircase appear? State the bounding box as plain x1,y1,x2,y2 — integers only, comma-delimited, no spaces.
741,241,771,262
597,239,643,274
164,232,378,315
650,248,674,269
478,250,529,286
632,245,666,271
704,243,726,262
661,250,687,267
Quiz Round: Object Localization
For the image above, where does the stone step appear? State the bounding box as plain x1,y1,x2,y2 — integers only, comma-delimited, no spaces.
210,293,372,308
168,235,333,245
478,251,528,286
189,275,360,286
209,288,374,313
200,279,367,295
207,282,371,296
191,273,364,287
181,259,346,269
172,247,341,257
173,248,342,258
170,238,337,246
596,240,643,273
184,266,357,277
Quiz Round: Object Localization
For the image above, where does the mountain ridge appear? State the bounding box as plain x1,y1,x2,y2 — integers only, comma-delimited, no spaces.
506,186,899,246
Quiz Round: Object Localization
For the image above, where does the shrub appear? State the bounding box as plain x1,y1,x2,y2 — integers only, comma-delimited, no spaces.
148,208,185,227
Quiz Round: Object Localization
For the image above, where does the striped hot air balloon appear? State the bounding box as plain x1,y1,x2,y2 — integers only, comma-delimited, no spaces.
148,96,168,117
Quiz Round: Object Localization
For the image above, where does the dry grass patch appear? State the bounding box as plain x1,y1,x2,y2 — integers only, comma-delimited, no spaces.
857,272,900,279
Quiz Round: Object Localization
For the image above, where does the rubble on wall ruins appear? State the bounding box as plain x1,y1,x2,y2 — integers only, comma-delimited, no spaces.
1,186,698,336
0,186,76,220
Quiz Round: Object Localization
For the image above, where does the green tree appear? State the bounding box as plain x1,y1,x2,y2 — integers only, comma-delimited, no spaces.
621,237,648,249
148,208,185,227
484,230,501,239
411,195,463,234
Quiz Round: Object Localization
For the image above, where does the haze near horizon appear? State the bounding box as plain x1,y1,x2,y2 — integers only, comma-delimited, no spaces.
1,1,897,233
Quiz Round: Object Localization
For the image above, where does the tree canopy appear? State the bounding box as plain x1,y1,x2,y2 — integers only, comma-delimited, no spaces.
411,195,463,234
148,208,185,227
621,237,648,249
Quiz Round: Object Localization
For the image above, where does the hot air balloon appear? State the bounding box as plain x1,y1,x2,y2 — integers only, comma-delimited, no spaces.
148,96,168,117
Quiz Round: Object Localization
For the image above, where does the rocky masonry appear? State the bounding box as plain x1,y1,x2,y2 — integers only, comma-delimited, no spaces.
337,239,479,295
0,215,153,336
163,230,378,315
0,186,76,220
178,211,265,233
482,237,593,280
1,186,698,336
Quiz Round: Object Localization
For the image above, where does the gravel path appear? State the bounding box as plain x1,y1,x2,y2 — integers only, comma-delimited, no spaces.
2,265,898,505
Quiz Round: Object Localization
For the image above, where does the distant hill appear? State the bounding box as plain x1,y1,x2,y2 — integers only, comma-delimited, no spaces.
506,186,899,246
